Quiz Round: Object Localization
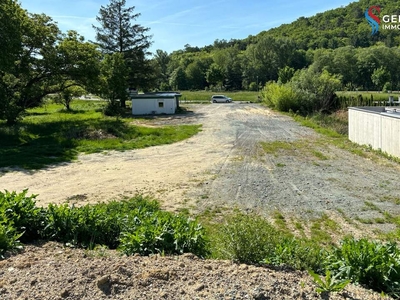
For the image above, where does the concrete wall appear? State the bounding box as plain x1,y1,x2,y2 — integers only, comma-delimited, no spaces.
132,98,176,115
349,107,400,157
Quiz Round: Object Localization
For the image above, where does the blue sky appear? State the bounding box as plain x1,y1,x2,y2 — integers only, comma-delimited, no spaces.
19,0,355,54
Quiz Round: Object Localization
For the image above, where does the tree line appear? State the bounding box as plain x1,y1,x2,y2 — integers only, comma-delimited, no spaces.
2,0,400,125
0,0,152,125
152,0,400,93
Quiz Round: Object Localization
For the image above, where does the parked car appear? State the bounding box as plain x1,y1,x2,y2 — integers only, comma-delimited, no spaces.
211,95,232,103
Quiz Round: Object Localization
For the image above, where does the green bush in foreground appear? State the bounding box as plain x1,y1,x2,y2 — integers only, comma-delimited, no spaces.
326,237,400,296
211,212,326,271
119,212,207,256
0,190,45,242
0,190,208,257
211,212,400,296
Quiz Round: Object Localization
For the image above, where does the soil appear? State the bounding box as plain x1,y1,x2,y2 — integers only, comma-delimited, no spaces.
1,103,400,299
0,242,391,300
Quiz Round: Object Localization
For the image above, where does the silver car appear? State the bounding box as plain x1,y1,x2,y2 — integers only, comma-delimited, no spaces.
211,95,232,103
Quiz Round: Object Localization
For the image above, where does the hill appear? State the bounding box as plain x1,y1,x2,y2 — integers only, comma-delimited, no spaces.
260,0,400,50
153,0,400,91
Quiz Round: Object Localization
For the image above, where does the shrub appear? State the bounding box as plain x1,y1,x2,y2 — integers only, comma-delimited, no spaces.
103,102,126,117
290,69,342,112
211,212,281,264
119,212,208,257
0,222,22,257
211,212,326,270
326,237,400,296
265,236,326,272
0,190,45,242
262,82,301,112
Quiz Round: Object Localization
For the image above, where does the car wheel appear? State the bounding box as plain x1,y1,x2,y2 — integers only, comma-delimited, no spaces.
213,100,216,103
226,100,229,103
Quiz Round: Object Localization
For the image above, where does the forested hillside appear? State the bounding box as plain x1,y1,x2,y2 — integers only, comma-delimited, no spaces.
152,0,400,92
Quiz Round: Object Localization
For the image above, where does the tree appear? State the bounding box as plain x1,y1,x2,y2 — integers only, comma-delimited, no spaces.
153,49,170,89
278,66,295,84
56,84,86,110
93,0,152,107
186,61,205,90
99,53,129,111
0,4,100,125
206,63,224,87
0,0,25,72
169,67,187,90
291,68,342,112
371,67,390,91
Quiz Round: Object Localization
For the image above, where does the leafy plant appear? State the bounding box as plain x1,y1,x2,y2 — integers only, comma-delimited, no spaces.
265,236,326,272
308,269,350,293
119,212,208,257
211,212,280,264
0,189,45,242
326,237,400,296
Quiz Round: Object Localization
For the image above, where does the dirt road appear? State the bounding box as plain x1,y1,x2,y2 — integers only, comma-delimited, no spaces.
2,103,400,225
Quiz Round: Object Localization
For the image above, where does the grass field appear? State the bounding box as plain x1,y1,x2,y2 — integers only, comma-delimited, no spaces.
179,91,261,102
0,100,201,169
336,91,400,108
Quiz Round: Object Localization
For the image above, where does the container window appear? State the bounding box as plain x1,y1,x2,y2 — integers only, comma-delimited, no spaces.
158,102,164,108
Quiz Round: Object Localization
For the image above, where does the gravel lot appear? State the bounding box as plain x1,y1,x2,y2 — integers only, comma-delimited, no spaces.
1,103,400,299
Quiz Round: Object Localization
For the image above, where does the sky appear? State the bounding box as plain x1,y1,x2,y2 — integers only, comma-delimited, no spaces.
19,0,356,55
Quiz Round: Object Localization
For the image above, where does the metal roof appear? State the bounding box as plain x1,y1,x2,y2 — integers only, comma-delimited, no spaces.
131,92,181,99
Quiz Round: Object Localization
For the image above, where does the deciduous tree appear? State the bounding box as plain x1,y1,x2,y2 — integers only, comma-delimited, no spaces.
0,3,100,125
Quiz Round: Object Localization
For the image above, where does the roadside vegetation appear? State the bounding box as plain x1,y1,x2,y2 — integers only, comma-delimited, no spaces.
0,100,201,169
1,189,400,297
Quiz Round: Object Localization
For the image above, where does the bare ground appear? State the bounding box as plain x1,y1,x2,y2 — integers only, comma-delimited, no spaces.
1,103,400,299
0,242,391,300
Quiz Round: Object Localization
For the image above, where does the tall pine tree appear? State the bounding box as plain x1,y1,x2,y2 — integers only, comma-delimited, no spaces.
93,0,153,107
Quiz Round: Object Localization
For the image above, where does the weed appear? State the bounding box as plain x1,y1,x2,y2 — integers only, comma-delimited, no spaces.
326,237,400,296
312,150,329,160
272,210,287,231
355,217,374,224
336,208,354,225
276,163,286,167
261,141,293,155
364,201,382,212
308,269,350,293
380,196,400,205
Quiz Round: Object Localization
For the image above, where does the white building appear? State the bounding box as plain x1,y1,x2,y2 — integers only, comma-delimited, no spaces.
349,106,400,158
131,93,181,115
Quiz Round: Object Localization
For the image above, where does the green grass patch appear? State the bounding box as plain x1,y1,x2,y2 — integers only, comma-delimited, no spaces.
261,140,294,155
364,201,382,212
0,101,201,169
180,91,260,102
260,139,330,163
272,210,288,230
291,114,344,137
312,150,329,160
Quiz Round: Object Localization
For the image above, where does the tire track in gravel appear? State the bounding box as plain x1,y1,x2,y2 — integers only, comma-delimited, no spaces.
189,104,400,231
